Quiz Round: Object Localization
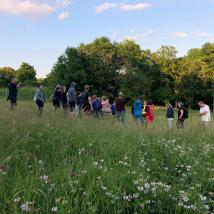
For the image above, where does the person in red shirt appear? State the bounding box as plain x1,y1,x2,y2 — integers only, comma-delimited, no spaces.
115,92,126,124
145,100,155,128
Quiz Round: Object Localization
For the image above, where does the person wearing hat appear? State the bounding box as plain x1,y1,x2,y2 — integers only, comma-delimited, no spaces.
115,92,126,124
67,82,77,113
7,78,22,110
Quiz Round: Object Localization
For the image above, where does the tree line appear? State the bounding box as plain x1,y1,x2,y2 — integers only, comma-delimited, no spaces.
1,37,213,108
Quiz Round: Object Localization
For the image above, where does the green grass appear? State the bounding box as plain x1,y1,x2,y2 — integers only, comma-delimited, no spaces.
0,100,213,214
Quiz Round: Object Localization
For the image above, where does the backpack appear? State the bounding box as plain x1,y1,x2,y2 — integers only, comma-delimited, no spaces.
183,108,189,119
92,100,101,111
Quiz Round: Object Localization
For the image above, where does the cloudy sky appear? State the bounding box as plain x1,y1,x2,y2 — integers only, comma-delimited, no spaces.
0,0,213,77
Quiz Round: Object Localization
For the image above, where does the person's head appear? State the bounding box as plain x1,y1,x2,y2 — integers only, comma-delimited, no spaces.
56,84,61,90
102,95,107,100
198,100,205,108
70,82,77,88
92,95,97,100
118,92,123,98
62,85,67,92
168,102,173,108
136,95,140,100
84,85,90,92
11,78,18,84
178,101,183,108
38,84,43,90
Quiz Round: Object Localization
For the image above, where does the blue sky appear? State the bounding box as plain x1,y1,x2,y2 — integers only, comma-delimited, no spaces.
0,0,214,77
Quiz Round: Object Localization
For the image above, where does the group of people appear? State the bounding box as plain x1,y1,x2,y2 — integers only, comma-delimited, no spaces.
7,78,212,129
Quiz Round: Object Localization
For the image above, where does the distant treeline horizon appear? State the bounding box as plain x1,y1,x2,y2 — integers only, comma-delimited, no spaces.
0,37,213,108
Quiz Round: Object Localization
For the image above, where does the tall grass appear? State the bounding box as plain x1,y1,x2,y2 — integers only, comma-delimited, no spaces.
0,101,213,214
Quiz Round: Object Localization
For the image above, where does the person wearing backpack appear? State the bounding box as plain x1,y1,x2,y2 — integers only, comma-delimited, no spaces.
80,85,92,114
177,102,188,128
145,100,155,128
34,84,45,115
133,96,143,125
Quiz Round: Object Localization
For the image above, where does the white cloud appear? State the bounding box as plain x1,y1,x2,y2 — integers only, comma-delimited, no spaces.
194,31,211,38
95,2,152,14
0,0,55,18
58,11,70,21
95,2,116,14
119,3,152,11
122,30,155,42
173,32,188,38
55,0,72,7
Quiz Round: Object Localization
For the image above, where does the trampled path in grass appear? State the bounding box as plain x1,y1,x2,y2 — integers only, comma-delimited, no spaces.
0,101,213,214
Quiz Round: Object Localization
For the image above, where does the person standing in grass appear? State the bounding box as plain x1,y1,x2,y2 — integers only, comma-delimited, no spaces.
52,85,62,111
132,95,143,125
166,102,174,130
92,95,102,118
67,82,77,114
177,102,188,128
145,100,155,128
111,102,116,117
115,92,126,124
80,85,93,114
198,100,211,128
7,78,22,110
34,84,45,114
61,86,68,111
101,96,111,118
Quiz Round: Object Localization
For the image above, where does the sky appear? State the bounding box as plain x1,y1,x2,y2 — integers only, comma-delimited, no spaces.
0,0,214,78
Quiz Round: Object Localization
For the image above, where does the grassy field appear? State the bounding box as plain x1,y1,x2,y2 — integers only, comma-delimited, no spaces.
0,100,213,214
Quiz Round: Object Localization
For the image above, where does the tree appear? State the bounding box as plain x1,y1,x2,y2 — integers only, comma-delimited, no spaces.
16,62,37,84
0,67,16,87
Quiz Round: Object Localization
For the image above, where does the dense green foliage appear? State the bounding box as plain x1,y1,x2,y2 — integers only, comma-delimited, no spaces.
0,62,37,87
16,62,37,85
0,102,213,213
47,37,214,107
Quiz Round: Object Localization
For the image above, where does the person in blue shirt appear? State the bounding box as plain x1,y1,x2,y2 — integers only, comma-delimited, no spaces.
111,102,116,117
92,95,102,118
132,96,143,125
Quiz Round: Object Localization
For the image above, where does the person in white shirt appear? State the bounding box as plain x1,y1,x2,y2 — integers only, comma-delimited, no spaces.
198,101,211,128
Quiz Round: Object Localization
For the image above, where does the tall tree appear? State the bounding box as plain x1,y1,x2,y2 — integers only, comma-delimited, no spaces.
0,67,16,87
16,62,37,84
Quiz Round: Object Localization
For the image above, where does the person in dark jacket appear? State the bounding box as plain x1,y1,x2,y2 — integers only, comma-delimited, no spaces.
7,78,22,110
166,103,174,130
53,85,62,111
61,86,68,110
67,82,77,113
115,92,126,124
177,102,188,128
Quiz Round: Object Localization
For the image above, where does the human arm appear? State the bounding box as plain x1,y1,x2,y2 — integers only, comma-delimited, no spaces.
179,109,184,119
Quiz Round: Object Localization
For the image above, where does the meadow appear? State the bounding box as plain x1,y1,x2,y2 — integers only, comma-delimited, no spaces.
0,99,213,214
